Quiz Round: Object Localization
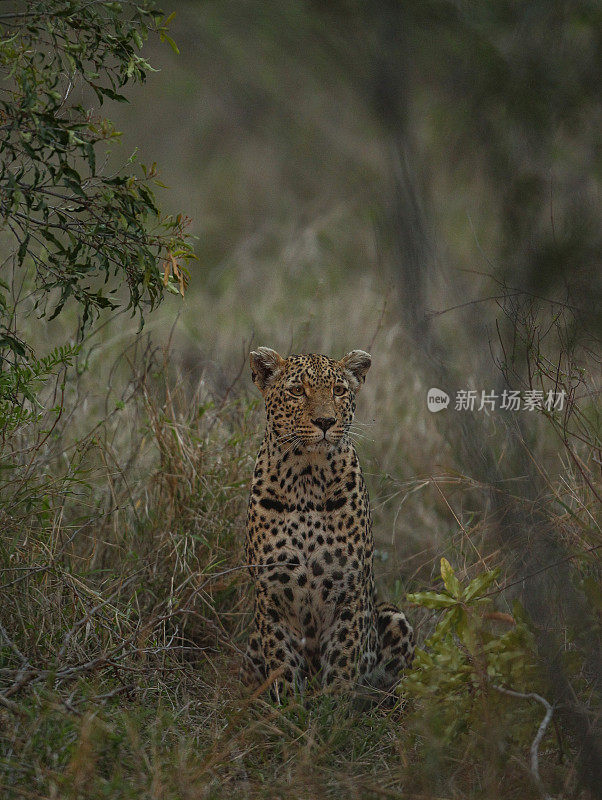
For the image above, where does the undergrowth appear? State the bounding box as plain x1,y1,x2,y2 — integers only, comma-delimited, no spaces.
0,337,599,800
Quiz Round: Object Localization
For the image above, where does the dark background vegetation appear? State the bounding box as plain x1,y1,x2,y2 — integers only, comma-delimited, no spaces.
1,1,600,798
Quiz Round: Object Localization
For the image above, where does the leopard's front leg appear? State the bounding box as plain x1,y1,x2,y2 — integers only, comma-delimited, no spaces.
254,589,307,700
319,603,377,688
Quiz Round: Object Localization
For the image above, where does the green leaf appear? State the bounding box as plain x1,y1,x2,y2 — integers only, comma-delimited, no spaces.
456,608,479,653
440,557,462,598
17,234,30,265
463,568,500,601
406,591,458,610
0,333,27,357
160,34,180,55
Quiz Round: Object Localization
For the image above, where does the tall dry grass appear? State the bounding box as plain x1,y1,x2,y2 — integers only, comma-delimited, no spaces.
1,290,599,797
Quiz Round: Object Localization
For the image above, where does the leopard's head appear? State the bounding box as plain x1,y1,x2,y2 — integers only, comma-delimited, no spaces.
249,348,371,451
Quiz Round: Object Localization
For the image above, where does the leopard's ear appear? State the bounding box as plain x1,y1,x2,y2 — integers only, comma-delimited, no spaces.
340,350,371,392
250,347,285,393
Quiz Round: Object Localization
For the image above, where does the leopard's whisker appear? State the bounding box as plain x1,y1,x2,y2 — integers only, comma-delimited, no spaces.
281,436,303,458
346,429,372,441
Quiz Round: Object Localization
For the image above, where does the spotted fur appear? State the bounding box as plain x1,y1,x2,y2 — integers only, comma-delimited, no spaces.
241,348,414,698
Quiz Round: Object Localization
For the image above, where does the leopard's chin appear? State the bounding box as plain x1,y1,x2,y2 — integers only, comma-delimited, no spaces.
303,435,343,452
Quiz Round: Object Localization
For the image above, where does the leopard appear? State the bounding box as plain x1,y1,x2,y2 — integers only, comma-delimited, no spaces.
241,347,415,699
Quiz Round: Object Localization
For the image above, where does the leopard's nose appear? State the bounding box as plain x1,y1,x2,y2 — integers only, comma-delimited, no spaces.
312,416,336,432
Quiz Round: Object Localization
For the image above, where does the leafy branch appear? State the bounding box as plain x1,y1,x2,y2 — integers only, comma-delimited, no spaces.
405,558,555,797
0,1,195,432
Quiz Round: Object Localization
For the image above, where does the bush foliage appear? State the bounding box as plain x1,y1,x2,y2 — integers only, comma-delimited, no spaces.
0,0,194,431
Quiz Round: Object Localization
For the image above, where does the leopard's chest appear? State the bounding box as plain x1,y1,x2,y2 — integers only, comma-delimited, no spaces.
251,497,369,627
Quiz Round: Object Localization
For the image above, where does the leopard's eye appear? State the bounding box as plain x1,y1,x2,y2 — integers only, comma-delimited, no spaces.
288,385,304,397
333,385,346,396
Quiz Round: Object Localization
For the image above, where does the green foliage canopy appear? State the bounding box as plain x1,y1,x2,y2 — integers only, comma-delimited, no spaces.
0,1,194,429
